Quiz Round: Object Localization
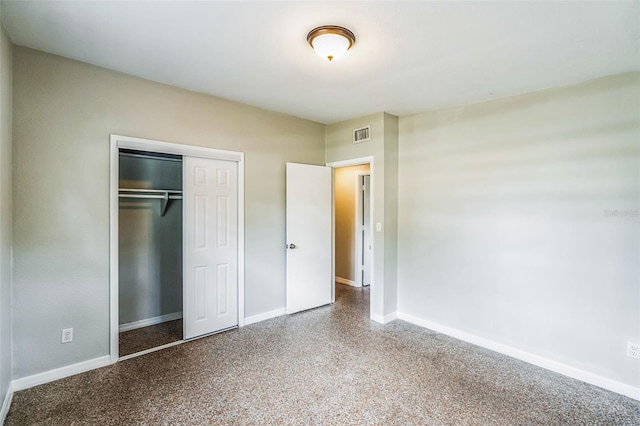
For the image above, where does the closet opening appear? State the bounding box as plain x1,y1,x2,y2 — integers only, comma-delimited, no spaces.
110,135,245,363
118,149,184,358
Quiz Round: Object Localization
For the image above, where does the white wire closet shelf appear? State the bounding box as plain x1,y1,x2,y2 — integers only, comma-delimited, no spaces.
118,188,183,216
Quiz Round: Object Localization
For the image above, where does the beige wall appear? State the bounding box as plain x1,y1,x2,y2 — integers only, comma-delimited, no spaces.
0,20,12,402
383,113,399,311
334,164,370,282
12,47,325,378
398,72,640,388
326,112,398,319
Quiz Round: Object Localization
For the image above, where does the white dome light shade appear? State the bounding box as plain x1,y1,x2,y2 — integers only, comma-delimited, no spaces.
311,33,350,61
307,26,356,62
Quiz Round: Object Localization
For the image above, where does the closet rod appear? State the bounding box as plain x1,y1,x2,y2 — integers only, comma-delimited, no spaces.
118,188,183,216
119,188,182,194
118,194,183,200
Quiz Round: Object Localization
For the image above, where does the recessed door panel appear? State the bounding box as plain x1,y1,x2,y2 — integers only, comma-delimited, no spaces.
195,266,207,321
194,196,207,249
217,196,229,248
217,263,229,315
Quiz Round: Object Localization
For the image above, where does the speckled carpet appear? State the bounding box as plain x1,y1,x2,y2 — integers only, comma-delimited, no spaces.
119,319,183,357
6,284,640,425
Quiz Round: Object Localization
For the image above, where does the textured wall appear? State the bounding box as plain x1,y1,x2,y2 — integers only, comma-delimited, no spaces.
118,155,183,325
12,47,325,378
0,20,12,402
334,164,370,282
398,73,640,388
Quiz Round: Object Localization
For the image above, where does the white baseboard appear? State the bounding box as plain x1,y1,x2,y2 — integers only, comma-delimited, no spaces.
119,311,182,332
384,312,398,323
396,312,640,401
11,355,111,392
0,384,13,424
244,308,286,326
336,277,359,287
371,311,397,324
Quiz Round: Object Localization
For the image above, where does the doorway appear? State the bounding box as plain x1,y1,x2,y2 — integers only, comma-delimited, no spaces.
334,164,371,288
331,161,373,317
109,135,245,363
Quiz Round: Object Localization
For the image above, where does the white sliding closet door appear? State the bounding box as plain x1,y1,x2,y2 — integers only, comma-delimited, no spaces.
184,156,238,339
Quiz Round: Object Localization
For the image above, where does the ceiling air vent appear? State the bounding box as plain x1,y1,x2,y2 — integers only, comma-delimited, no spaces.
353,125,371,144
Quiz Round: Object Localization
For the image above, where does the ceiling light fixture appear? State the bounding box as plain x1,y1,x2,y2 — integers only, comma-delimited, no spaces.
307,25,356,62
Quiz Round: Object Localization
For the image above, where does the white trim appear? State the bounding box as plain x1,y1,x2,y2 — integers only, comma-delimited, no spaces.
327,157,373,169
370,313,384,324
336,277,358,287
111,134,242,161
118,312,183,332
109,137,119,363
371,311,397,324
0,384,13,424
118,340,185,361
331,168,335,304
396,312,640,401
11,356,111,392
384,312,398,323
244,308,287,326
110,134,245,363
327,156,377,319
237,155,245,327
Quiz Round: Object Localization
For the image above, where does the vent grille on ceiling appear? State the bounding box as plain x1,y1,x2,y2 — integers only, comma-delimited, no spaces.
353,125,371,144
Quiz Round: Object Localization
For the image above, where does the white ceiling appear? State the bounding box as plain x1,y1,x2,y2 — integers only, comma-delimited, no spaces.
1,1,638,124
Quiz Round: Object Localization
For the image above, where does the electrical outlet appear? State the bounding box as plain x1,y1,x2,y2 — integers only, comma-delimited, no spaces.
61,328,73,344
627,342,640,359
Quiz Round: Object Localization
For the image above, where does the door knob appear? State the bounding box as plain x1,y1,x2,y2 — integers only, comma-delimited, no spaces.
288,243,296,249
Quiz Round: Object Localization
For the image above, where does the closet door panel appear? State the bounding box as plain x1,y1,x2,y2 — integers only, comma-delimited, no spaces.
184,157,238,339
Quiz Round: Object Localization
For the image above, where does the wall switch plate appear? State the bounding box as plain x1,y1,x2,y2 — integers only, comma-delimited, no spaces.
376,222,382,232
61,328,73,344
627,342,640,359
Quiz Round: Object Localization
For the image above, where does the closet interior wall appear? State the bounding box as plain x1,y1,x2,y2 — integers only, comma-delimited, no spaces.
118,152,183,329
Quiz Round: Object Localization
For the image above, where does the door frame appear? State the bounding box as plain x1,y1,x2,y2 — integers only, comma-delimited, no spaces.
354,170,371,287
326,157,374,315
109,134,245,363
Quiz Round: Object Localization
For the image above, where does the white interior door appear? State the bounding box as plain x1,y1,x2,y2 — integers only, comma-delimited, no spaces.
184,156,238,339
286,163,332,314
362,174,371,286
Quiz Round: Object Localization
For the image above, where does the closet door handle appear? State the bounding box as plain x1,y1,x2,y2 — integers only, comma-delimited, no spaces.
288,243,296,249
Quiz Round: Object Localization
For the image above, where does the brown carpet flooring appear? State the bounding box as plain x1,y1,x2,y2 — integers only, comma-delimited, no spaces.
7,284,640,425
119,319,183,357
